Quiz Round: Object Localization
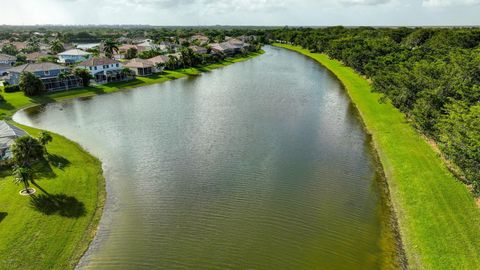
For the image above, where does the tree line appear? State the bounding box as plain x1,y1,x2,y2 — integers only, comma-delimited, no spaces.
267,27,480,193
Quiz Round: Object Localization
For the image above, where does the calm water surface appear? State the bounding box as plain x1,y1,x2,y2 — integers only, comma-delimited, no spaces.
14,46,399,269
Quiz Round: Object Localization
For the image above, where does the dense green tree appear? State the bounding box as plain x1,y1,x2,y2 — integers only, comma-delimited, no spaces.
73,68,93,87
50,39,64,54
11,136,44,167
102,39,119,58
1,43,18,55
19,72,44,96
125,47,138,59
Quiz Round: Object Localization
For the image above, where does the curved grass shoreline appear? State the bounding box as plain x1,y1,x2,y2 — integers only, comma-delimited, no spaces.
273,43,480,269
0,51,263,270
0,125,106,270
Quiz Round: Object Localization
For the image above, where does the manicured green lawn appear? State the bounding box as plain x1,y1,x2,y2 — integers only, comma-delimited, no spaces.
274,44,480,269
0,125,105,270
0,51,264,119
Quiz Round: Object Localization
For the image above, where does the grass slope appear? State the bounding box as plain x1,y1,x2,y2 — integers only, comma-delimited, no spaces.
0,51,263,119
274,44,480,269
0,125,105,270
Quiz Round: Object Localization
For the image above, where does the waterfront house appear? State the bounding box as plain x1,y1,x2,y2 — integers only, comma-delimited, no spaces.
77,57,132,83
0,53,16,75
147,55,169,73
6,62,82,92
123,58,154,76
57,49,92,64
0,121,28,163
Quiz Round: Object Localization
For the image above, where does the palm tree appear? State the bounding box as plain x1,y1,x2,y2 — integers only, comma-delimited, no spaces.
13,165,34,195
50,39,64,54
11,136,44,167
103,39,119,59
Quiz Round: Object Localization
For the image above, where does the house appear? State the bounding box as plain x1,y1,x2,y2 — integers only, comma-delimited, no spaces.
115,44,147,60
123,58,154,76
0,53,16,75
136,39,158,50
6,63,82,92
210,39,251,56
76,43,100,51
0,121,28,163
57,49,92,64
189,45,208,54
189,34,209,45
25,52,48,63
77,57,132,83
147,55,169,73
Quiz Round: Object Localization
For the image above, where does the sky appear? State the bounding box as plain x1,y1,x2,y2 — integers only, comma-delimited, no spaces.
0,0,480,26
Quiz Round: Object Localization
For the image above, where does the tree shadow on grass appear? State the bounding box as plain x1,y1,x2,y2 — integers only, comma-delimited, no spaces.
32,159,57,179
29,193,86,218
0,212,7,223
46,153,71,170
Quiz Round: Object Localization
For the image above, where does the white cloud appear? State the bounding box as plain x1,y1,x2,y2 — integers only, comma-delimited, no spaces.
423,0,480,7
340,0,390,5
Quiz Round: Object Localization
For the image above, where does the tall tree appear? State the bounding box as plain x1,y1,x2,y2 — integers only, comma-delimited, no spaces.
19,72,45,96
103,39,119,59
50,39,64,54
11,136,44,167
12,166,34,195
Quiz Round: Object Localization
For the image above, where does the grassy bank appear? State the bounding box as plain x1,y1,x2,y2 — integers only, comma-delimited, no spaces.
274,44,480,269
0,51,263,270
0,125,105,270
0,51,263,119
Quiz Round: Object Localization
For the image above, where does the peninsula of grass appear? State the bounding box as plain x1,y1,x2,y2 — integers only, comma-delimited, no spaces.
0,51,263,119
0,124,105,270
274,44,480,269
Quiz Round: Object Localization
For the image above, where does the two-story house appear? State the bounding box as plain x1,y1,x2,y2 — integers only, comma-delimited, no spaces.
57,49,92,64
6,62,82,92
77,57,132,83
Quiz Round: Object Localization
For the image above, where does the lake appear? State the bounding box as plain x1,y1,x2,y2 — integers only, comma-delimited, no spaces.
14,46,400,269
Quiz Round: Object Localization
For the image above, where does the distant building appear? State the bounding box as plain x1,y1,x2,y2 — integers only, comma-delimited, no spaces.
209,38,251,56
6,62,82,92
189,45,208,54
76,43,100,50
57,49,92,64
115,44,147,60
0,53,16,75
189,34,210,45
123,58,154,76
77,57,132,83
0,121,28,163
25,52,49,63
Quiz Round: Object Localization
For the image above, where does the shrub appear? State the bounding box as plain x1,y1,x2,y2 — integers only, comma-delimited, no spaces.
4,84,21,93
